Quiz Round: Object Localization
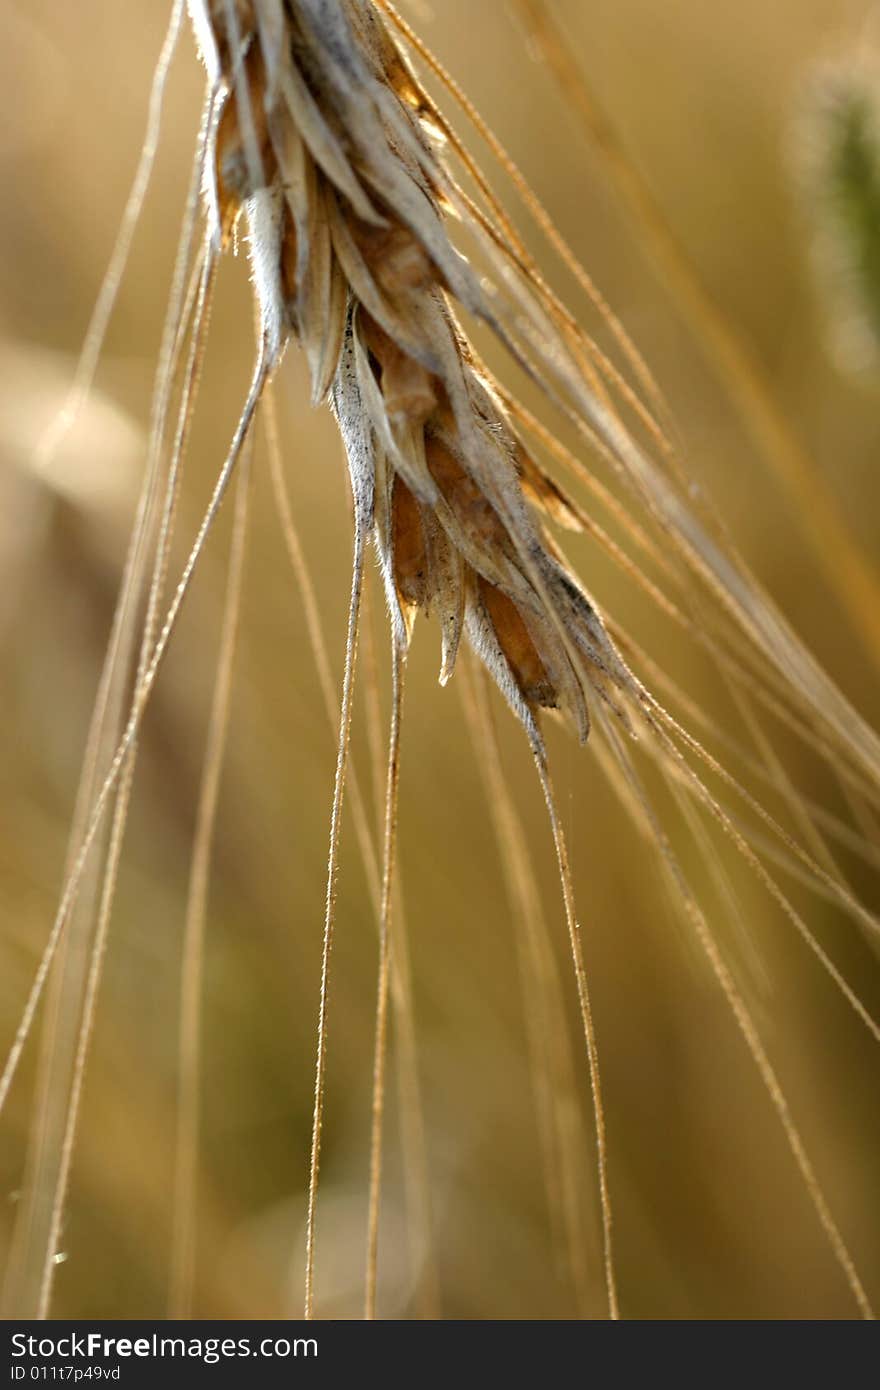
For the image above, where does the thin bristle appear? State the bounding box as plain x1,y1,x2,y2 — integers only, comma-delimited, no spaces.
364,645,406,1319
169,435,252,1318
598,713,874,1319
304,511,368,1320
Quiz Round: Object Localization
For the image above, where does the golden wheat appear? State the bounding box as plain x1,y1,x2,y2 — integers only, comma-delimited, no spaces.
3,0,880,1322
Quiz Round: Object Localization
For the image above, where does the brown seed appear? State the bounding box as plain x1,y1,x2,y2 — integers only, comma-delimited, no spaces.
392,476,428,611
351,214,435,293
479,577,557,708
425,435,509,551
362,314,437,423
280,206,299,311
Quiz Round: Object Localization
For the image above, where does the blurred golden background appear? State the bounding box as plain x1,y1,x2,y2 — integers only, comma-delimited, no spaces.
1,0,879,1319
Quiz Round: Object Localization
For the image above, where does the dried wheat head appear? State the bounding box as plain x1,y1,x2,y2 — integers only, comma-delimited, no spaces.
190,0,631,748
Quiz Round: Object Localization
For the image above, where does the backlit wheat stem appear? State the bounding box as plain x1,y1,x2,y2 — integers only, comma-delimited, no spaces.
512,0,880,671
36,0,186,471
304,515,367,1320
265,389,438,1315
530,740,618,1319
4,158,213,1312
618,628,880,875
364,645,405,1319
0,345,265,1123
599,715,874,1319
360,586,439,1316
459,655,593,1315
375,0,675,449
36,248,219,1319
637,705,880,1040
725,670,846,884
645,696,880,945
169,437,252,1318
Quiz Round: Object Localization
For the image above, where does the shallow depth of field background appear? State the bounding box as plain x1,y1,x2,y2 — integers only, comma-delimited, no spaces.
1,0,879,1318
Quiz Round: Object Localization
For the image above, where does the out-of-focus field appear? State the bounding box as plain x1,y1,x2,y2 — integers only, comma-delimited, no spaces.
1,0,879,1318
